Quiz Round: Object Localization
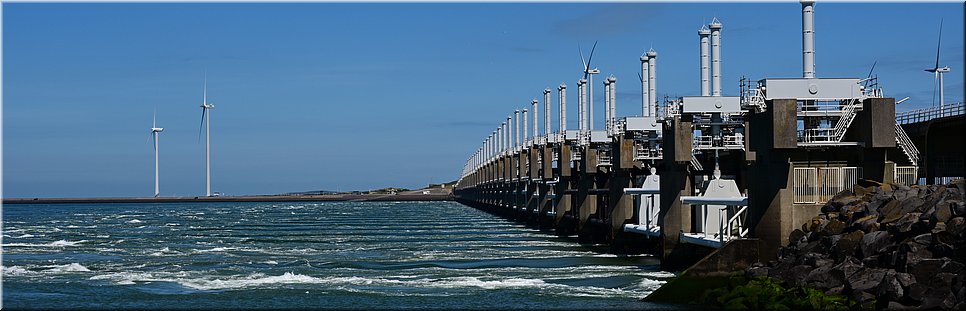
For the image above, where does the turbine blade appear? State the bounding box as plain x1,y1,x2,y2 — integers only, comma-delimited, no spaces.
153,108,157,128
638,72,644,83
199,108,206,143
586,40,598,70
935,19,943,70
866,61,877,80
578,43,587,72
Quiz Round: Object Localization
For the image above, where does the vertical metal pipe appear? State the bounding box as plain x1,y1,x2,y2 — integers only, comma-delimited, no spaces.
589,75,595,131
532,99,539,140
647,49,657,116
604,79,611,134
503,117,513,153
523,109,529,146
802,0,816,78
710,18,722,96
609,76,617,133
641,54,650,117
544,89,552,137
578,79,586,133
558,84,567,133
699,25,711,97
514,110,520,149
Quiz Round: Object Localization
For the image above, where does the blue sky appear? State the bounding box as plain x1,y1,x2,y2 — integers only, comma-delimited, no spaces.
3,2,963,198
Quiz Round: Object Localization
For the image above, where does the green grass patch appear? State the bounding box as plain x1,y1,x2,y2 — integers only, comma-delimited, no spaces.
646,273,862,310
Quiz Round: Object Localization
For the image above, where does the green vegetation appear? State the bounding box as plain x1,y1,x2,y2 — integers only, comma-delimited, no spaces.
699,275,859,310
646,273,860,310
368,187,410,194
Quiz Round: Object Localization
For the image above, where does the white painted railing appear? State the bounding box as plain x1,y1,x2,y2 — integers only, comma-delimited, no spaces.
894,166,918,186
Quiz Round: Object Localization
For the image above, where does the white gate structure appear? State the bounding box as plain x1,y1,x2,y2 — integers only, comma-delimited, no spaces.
623,168,662,238
894,166,918,186
794,166,862,204
678,176,748,248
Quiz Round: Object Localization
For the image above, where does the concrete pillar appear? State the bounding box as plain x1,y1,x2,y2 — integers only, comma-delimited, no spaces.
554,143,574,233
660,116,694,271
607,136,637,250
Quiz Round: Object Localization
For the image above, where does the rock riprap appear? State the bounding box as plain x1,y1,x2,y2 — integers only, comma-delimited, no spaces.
747,180,966,309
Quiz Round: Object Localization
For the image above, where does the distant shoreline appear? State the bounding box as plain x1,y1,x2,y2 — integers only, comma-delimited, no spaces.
2,193,454,205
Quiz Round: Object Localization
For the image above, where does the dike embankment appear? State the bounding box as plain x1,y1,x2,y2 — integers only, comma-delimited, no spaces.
2,193,454,204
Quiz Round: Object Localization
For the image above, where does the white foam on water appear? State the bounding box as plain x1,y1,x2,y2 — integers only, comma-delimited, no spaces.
45,263,91,272
264,260,279,265
179,272,329,290
2,265,35,276
429,276,547,289
149,247,181,257
3,239,87,247
51,240,87,246
127,219,143,224
165,223,180,227
14,234,35,238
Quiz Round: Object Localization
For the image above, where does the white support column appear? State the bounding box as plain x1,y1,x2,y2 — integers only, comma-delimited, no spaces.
641,54,650,117
710,18,722,97
558,84,568,133
609,76,617,133
699,25,711,97
647,49,658,116
544,88,552,137
802,0,816,78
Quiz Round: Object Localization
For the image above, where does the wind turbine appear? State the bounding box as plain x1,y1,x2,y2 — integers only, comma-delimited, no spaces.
925,19,950,109
200,76,215,197
579,41,600,130
151,110,164,197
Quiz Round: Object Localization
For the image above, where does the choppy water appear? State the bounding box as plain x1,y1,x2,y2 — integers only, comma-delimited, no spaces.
2,201,678,309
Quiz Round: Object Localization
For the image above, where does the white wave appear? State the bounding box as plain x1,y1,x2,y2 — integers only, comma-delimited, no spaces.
264,260,278,265
3,239,87,247
2,265,35,276
45,263,91,272
149,247,180,256
14,234,35,238
181,272,327,290
195,246,236,253
51,240,87,246
65,225,98,229
127,219,143,224
429,276,546,289
164,223,180,227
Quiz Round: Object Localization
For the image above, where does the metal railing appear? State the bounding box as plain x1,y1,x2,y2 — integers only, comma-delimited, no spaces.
828,99,860,142
725,205,750,243
693,134,745,149
597,150,612,166
896,102,965,125
795,166,862,204
739,77,766,112
894,166,918,186
690,153,705,171
794,167,819,204
895,123,920,165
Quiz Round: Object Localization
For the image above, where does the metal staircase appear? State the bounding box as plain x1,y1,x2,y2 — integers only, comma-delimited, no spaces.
690,153,704,171
894,122,920,165
830,99,860,142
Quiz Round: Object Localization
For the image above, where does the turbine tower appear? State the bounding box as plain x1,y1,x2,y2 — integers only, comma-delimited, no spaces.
200,77,215,197
151,111,164,197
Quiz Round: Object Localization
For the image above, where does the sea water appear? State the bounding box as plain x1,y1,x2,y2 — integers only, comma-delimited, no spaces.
2,201,680,309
